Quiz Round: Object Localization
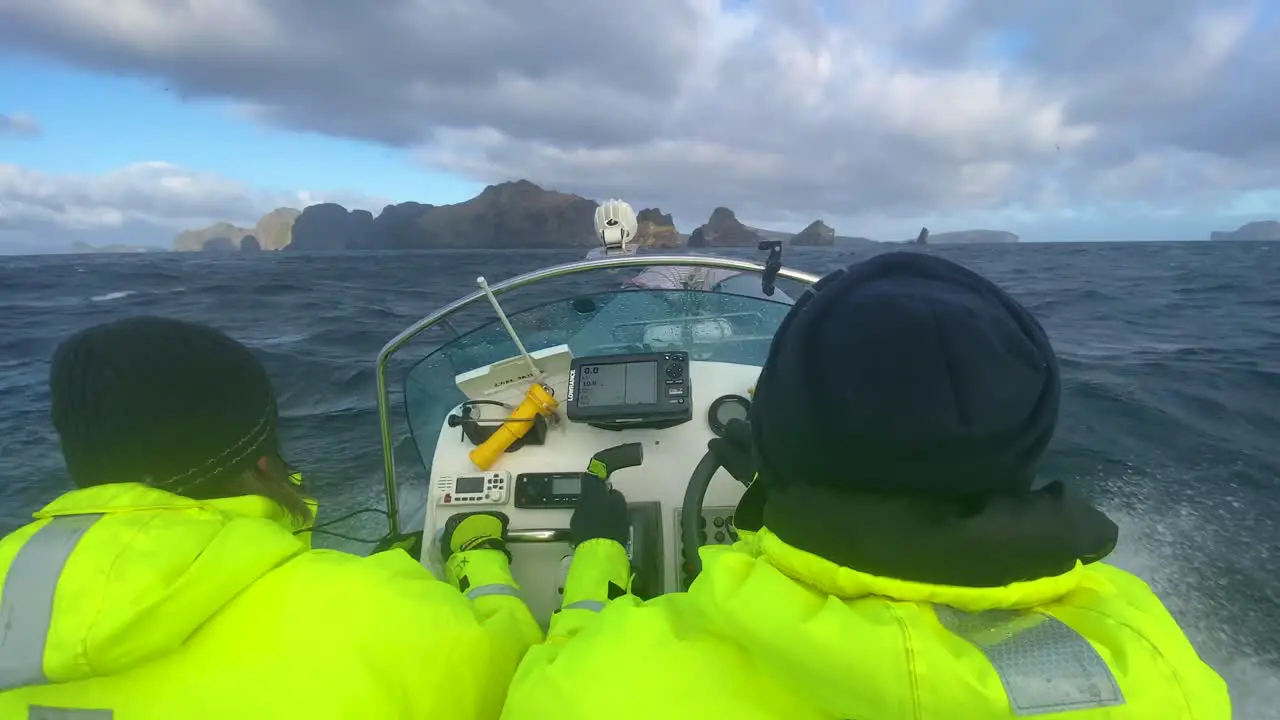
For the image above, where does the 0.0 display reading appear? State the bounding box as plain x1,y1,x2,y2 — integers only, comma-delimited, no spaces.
577,361,657,407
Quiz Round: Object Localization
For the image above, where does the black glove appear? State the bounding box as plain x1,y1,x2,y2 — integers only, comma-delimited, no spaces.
440,511,511,563
708,418,756,486
571,475,631,546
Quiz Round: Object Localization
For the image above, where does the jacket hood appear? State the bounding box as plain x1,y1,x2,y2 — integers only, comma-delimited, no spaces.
690,528,1116,718
0,483,307,687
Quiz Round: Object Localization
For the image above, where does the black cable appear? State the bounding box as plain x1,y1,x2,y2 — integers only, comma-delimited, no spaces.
296,506,390,533
448,399,545,449
448,399,538,427
312,528,391,544
464,399,508,410
291,506,400,546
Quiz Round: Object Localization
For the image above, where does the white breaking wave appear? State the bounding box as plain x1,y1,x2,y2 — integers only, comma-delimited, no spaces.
90,290,138,302
1103,498,1279,719
88,287,187,303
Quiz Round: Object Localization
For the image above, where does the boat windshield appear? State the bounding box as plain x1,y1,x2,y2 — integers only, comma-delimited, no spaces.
401,287,793,505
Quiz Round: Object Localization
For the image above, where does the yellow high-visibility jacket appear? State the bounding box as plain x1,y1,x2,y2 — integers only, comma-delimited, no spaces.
502,528,1230,719
0,483,541,718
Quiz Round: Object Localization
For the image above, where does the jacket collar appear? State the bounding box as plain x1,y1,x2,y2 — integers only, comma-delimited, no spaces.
36,482,307,533
745,526,1088,611
759,480,1117,592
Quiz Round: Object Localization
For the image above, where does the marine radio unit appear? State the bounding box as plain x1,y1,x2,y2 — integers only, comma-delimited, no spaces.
435,471,509,506
565,351,692,429
514,472,585,509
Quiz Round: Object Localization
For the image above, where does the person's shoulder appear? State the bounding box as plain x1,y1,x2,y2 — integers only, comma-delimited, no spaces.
270,548,470,610
291,546,435,576
1074,561,1170,613
1057,563,1211,670
1065,563,1231,715
567,591,723,653
252,548,494,645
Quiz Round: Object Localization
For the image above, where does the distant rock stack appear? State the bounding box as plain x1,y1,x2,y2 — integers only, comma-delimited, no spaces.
365,202,432,250
634,208,683,248
687,227,707,248
173,221,255,252
201,236,239,252
290,204,373,251
790,220,836,246
254,207,301,250
695,207,762,247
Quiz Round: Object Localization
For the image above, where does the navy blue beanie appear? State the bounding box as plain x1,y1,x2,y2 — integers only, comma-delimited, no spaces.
750,251,1059,499
50,316,279,494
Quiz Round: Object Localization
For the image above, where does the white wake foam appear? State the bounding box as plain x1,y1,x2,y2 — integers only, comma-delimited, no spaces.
1104,498,1278,719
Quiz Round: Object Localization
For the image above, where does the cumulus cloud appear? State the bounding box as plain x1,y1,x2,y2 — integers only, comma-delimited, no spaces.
0,162,387,252
0,0,1277,237
0,112,41,136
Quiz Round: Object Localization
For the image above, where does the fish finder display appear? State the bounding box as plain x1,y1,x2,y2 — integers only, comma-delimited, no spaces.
577,361,657,407
566,352,692,428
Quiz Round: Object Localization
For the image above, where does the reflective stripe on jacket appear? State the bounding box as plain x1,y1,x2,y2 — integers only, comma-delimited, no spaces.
502,527,1230,719
0,483,541,718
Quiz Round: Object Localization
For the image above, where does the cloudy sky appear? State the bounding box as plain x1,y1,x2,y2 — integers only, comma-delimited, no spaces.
1,0,1278,252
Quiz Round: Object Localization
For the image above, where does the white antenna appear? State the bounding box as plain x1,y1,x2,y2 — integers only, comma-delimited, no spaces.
477,276,544,383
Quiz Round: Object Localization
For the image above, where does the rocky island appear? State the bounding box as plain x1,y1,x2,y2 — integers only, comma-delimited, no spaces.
172,207,301,252
634,208,683,248
173,221,254,252
789,220,836,246
169,180,1019,252
905,229,1019,244
1210,220,1280,241
686,207,763,248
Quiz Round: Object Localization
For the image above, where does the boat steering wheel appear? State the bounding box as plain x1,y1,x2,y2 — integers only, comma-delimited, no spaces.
679,448,732,582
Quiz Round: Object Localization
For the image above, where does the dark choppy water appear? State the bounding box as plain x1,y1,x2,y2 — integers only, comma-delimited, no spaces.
2,243,1277,714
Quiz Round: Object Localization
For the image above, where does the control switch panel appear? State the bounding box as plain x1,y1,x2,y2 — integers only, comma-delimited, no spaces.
673,505,738,589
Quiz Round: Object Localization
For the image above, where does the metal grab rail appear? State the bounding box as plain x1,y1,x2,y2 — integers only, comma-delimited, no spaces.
375,254,821,534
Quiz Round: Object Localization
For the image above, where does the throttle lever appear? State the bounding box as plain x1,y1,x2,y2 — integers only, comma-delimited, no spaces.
585,442,644,489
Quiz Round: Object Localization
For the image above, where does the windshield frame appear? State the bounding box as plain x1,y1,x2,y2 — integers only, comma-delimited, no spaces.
375,253,821,534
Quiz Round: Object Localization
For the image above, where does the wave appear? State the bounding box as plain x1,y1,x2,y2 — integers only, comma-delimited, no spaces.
91,290,139,302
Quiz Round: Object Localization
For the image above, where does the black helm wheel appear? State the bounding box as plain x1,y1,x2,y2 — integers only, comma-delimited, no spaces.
680,449,724,584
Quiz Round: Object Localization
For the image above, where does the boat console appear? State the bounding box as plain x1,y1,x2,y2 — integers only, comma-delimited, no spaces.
377,252,818,627
426,348,759,622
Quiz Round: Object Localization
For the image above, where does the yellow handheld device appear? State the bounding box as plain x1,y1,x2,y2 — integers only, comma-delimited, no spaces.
469,383,559,470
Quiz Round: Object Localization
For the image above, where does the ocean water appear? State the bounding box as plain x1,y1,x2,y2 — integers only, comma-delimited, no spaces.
1,243,1277,715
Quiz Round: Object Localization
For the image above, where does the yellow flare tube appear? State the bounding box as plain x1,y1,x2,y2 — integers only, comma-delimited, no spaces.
469,383,559,470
